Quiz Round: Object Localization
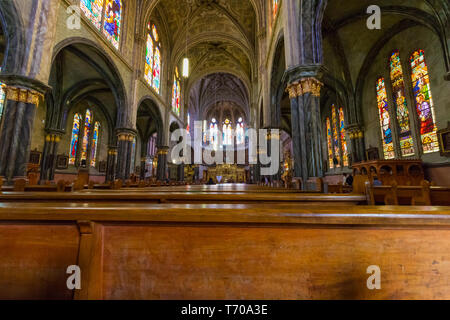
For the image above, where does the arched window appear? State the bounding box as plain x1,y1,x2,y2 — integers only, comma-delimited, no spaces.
69,113,82,165
68,109,102,168
103,0,122,49
90,122,101,167
80,109,92,164
326,118,333,169
410,49,439,154
80,0,122,49
81,0,104,29
145,23,161,94
331,105,341,168
376,77,395,159
389,51,415,157
273,0,279,20
172,67,181,116
236,118,245,145
223,119,233,146
326,105,349,169
210,118,219,150
186,113,190,133
338,107,349,167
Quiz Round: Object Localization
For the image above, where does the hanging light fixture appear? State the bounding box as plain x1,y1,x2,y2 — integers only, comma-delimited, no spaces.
182,57,189,78
183,0,190,78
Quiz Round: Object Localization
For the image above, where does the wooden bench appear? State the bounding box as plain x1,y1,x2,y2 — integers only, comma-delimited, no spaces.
0,190,367,205
366,181,450,206
0,202,449,300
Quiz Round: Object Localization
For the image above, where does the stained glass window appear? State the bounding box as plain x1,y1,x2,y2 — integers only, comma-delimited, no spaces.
210,118,219,150
223,119,233,146
186,113,190,133
331,105,341,168
103,0,122,49
145,23,162,93
389,51,415,157
236,118,245,145
410,49,439,154
80,109,92,164
338,107,349,167
326,117,333,168
273,0,279,20
69,113,82,165
90,122,101,167
376,78,395,159
172,67,181,116
80,0,104,29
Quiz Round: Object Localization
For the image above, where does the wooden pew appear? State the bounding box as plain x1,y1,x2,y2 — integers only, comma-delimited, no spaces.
365,181,450,206
0,191,367,205
1,203,450,300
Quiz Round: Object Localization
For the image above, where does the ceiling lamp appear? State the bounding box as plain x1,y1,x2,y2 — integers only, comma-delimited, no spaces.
183,57,189,78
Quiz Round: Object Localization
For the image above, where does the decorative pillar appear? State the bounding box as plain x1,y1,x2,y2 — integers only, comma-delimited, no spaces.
0,81,47,183
115,130,136,181
40,130,63,183
156,146,169,181
286,76,324,186
106,146,117,182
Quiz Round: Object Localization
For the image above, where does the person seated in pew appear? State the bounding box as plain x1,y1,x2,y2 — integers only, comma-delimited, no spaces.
206,178,216,185
373,176,382,186
345,173,354,187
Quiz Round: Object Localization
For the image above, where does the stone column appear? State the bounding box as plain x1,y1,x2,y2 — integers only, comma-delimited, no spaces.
0,80,47,183
286,77,324,186
156,146,169,181
347,125,366,163
106,146,117,182
115,130,135,181
40,131,63,183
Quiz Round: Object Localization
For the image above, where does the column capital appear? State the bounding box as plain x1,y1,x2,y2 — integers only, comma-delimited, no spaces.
4,86,44,106
347,124,365,139
0,74,51,95
285,77,323,98
115,128,137,141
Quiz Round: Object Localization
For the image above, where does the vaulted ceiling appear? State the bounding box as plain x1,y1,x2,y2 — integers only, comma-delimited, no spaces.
143,0,258,118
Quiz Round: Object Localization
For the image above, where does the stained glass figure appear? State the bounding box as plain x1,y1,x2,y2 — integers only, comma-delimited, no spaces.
80,0,104,30
172,67,181,116
80,109,92,164
410,49,439,153
69,113,82,165
376,78,395,159
186,113,190,133
103,0,122,49
338,107,349,167
210,118,219,150
331,105,341,168
90,122,100,167
223,119,233,146
326,117,333,169
236,118,245,145
144,23,161,93
389,51,415,157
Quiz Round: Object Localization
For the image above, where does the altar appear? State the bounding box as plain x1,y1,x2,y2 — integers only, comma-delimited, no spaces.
205,164,247,183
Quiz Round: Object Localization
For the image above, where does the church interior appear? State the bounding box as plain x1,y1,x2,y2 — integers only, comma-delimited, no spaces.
0,0,450,300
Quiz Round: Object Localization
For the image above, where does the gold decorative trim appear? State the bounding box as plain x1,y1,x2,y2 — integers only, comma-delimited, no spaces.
5,86,43,106
285,78,323,98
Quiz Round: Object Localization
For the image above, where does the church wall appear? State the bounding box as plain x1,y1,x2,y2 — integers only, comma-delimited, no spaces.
52,0,134,113
361,25,450,185
30,100,47,154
